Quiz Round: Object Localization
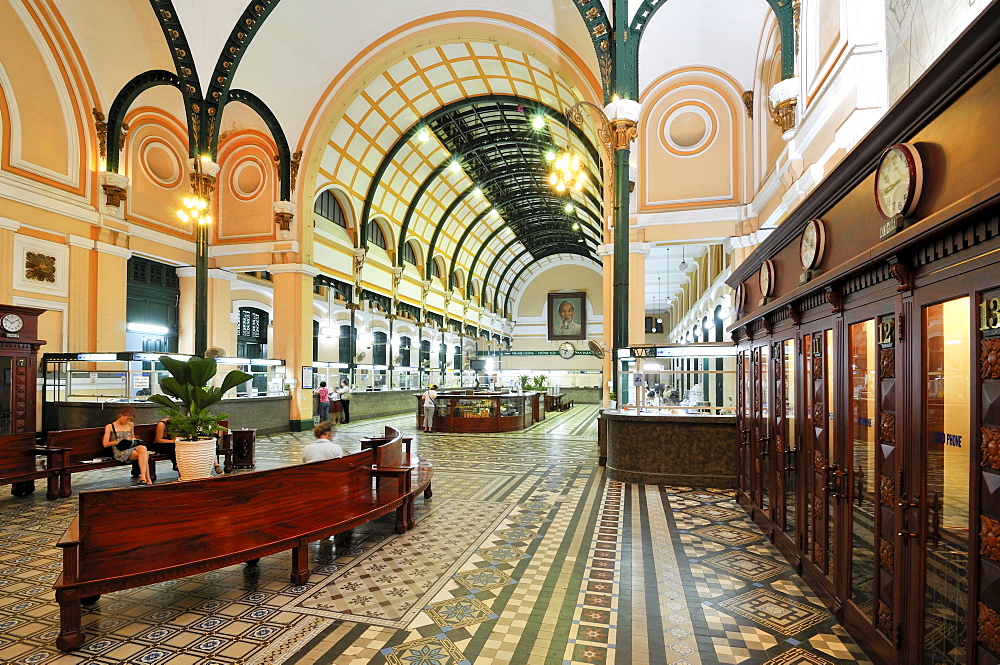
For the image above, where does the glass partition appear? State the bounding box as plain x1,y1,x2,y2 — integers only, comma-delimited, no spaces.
849,319,876,616
616,343,737,414
42,353,288,405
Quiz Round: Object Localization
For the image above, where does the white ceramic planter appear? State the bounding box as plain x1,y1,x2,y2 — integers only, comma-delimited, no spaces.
174,438,217,481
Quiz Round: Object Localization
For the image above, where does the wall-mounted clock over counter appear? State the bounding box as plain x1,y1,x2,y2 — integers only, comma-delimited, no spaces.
875,143,923,240
798,218,826,284
758,260,775,305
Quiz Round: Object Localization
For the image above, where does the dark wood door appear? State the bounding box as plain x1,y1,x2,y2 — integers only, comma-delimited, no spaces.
737,349,752,508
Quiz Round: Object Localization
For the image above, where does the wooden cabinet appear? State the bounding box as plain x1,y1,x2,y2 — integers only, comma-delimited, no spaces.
0,306,46,435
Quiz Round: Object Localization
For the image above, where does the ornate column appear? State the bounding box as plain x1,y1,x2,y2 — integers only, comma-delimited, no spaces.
269,265,320,431
183,157,220,357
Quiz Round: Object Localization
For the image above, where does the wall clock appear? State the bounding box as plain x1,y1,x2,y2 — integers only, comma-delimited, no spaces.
734,284,746,316
759,260,775,299
558,342,576,359
799,219,826,270
875,143,923,220
1,313,24,332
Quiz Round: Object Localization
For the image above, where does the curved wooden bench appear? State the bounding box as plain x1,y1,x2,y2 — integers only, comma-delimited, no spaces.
53,432,433,651
0,432,65,499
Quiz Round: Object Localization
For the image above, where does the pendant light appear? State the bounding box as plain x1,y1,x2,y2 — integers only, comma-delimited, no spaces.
678,247,688,272
656,276,662,324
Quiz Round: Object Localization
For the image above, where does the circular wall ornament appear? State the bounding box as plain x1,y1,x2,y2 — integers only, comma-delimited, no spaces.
659,101,717,156
874,143,923,220
799,219,826,270
734,284,746,315
759,260,775,298
2,313,24,332
558,342,576,359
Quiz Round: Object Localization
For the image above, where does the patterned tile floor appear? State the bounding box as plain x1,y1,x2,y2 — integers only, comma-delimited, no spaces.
0,406,872,664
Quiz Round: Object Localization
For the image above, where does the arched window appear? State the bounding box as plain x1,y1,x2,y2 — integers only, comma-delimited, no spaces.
399,336,412,366
430,257,442,278
373,331,388,365
339,325,353,364
438,341,448,368
367,221,387,249
237,307,268,359
402,241,418,266
314,190,347,228
419,339,431,368
453,344,462,372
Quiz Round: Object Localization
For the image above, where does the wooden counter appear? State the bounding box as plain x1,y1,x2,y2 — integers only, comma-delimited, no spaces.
602,410,737,487
416,392,543,433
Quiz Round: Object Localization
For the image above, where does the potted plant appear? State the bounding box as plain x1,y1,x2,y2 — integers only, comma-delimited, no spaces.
608,390,617,409
148,355,252,480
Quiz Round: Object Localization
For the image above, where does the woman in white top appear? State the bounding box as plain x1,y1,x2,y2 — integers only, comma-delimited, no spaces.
339,380,352,424
421,384,437,432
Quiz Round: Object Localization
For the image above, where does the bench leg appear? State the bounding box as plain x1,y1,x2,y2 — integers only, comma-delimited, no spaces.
424,483,433,500
55,588,85,651
290,543,310,585
149,458,157,483
11,481,35,497
46,473,60,500
59,472,72,498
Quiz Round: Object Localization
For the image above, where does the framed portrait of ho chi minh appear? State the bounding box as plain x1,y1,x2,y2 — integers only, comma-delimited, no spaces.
548,292,586,341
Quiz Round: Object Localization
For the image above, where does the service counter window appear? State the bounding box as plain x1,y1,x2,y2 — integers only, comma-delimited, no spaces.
451,397,496,418
500,396,523,417
42,353,288,405
616,343,737,414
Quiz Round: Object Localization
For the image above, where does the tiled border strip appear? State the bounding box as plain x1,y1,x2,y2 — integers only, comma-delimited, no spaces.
562,480,624,665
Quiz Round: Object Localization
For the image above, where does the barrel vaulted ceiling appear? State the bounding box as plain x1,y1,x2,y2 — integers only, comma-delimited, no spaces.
41,0,778,313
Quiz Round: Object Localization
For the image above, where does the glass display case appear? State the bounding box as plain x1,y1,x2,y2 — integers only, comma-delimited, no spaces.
416,391,541,432
615,343,737,415
40,352,288,431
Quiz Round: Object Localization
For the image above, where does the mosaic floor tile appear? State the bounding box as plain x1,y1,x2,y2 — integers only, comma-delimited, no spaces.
702,550,788,582
0,409,874,665
717,589,828,635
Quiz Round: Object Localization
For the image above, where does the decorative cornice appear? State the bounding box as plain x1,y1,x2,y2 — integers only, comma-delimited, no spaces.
728,4,1000,288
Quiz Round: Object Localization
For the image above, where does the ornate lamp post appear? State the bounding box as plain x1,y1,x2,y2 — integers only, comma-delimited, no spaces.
555,97,640,403
176,156,220,357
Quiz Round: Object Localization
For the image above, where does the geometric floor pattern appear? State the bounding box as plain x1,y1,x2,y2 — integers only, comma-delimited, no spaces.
0,406,873,664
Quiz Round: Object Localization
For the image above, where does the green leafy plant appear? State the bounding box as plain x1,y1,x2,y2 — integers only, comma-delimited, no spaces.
608,390,617,401
147,355,253,440
531,375,548,391
519,374,531,390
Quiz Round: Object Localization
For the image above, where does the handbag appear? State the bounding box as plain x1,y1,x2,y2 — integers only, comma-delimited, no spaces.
115,438,141,451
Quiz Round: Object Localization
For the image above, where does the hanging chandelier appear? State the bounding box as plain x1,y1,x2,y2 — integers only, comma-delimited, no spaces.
548,148,586,193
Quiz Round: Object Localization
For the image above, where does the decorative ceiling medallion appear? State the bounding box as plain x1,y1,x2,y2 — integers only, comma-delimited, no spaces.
659,101,717,157
140,137,182,188
759,260,775,301
231,157,267,201
875,143,923,240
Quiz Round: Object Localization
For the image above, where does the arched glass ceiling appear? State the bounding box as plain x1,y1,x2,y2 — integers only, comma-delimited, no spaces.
317,40,605,293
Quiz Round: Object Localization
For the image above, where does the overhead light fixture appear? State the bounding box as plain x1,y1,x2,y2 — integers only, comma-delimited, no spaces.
564,203,574,213
548,148,586,193
678,247,688,272
490,208,500,218
472,188,482,197
531,115,546,129
127,322,170,335
449,160,462,173
416,127,431,142
544,150,556,161
571,222,579,230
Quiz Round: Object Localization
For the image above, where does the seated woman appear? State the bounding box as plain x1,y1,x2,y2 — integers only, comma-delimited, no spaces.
104,406,153,485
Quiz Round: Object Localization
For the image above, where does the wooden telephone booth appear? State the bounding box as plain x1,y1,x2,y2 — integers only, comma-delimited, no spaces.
0,305,46,435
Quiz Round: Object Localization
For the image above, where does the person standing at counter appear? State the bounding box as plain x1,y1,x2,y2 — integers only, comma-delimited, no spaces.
316,381,330,422
339,380,352,424
421,384,437,432
329,383,343,424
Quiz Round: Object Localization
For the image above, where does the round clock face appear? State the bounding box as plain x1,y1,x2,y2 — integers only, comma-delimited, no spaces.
759,260,774,298
558,342,576,359
875,143,923,219
1,313,24,332
799,219,826,270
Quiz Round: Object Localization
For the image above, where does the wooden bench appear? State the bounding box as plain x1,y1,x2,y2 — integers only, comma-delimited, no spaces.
46,425,168,497
360,425,413,452
371,430,433,531
0,432,65,499
53,432,433,651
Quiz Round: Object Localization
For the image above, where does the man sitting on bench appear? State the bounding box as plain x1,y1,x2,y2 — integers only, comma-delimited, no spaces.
302,422,344,463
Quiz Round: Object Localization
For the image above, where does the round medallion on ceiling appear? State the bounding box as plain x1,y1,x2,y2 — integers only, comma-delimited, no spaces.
660,101,716,156
140,138,182,187
231,158,266,201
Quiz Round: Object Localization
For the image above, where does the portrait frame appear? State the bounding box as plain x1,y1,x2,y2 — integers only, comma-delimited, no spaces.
548,292,587,341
